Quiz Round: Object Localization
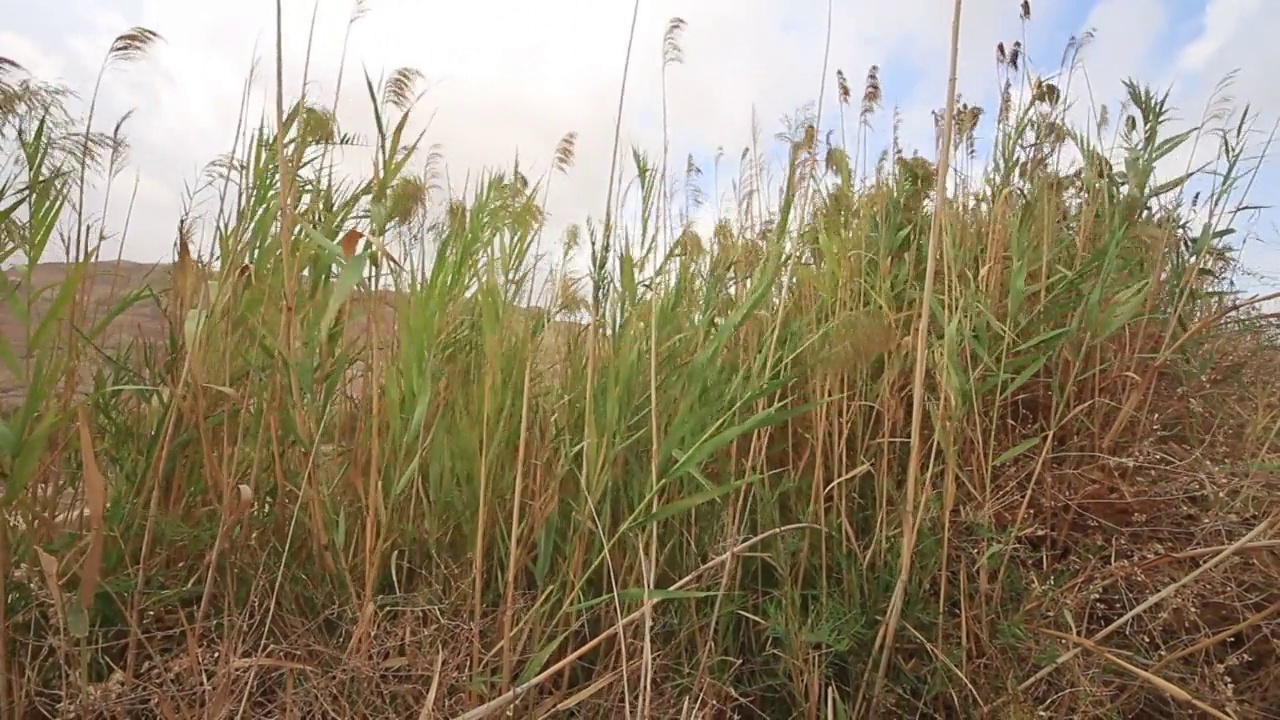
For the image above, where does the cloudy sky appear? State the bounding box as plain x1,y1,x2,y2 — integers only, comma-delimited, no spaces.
4,0,1278,295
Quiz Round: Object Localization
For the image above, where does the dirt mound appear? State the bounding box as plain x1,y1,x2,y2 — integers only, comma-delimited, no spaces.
0,261,176,408
0,261,587,408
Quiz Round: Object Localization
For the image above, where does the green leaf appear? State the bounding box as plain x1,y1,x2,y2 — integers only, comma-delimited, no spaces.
1012,326,1071,354
4,412,57,504
183,308,208,347
517,629,572,685
668,397,810,480
570,588,722,614
994,436,1041,466
998,353,1051,402
319,253,368,336
67,604,89,639
626,474,758,531
0,421,14,458
29,263,84,351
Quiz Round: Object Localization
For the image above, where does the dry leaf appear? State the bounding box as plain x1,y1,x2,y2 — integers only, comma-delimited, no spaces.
340,228,365,259
173,224,201,310
34,547,66,630
76,404,106,618
232,484,253,519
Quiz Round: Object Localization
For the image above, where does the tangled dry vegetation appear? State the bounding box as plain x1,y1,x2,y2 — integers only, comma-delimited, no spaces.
2,3,1279,719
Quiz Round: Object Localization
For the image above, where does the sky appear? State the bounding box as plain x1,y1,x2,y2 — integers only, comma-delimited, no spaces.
3,0,1278,299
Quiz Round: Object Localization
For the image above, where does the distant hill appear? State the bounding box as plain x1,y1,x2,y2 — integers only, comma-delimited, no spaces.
0,261,586,408
0,261,175,408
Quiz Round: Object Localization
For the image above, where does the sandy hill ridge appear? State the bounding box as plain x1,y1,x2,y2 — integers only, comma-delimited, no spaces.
0,260,584,408
0,261,176,408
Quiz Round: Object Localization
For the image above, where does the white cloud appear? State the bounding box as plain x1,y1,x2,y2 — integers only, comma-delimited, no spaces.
0,32,66,80
5,0,1030,263
1174,0,1260,78
1074,0,1280,293
6,0,1278,292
